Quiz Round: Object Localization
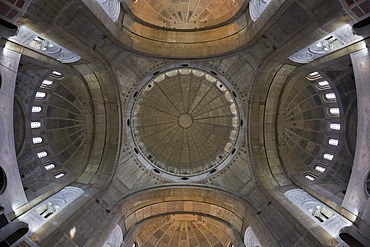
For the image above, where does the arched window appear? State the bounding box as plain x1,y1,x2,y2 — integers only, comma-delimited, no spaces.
32,137,43,144
31,121,42,129
314,165,326,173
328,107,340,116
328,138,339,146
35,91,46,99
44,163,56,171
32,106,42,113
323,153,334,161
52,71,62,76
329,123,341,130
54,171,65,179
305,174,316,181
51,70,64,79
306,72,322,81
41,79,54,87
324,92,337,101
37,151,48,158
316,80,330,90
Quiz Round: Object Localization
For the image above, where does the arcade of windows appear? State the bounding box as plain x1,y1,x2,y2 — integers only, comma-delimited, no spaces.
304,72,341,182
31,71,65,179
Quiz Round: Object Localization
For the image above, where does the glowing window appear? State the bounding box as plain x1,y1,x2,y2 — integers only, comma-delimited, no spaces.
315,165,326,173
305,174,316,181
35,92,46,99
323,153,334,161
328,138,339,146
306,72,322,81
33,137,43,144
32,106,42,113
44,163,56,171
31,121,42,129
37,151,48,158
52,71,62,76
316,80,331,90
329,107,340,116
325,93,336,100
54,172,65,179
41,80,54,86
329,123,341,130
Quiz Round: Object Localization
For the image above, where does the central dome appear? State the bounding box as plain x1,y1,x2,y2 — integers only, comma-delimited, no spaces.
129,68,240,179
124,0,245,30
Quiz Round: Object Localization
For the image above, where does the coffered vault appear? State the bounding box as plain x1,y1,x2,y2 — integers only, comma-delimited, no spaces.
0,0,370,246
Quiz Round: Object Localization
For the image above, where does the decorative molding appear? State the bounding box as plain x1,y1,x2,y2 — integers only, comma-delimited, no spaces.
103,225,124,247
249,0,272,22
18,186,84,232
10,26,80,63
289,25,362,64
97,0,121,22
244,226,261,247
285,189,352,241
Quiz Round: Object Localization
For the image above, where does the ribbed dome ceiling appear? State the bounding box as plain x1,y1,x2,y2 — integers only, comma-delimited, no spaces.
129,68,240,178
129,214,237,247
124,0,245,30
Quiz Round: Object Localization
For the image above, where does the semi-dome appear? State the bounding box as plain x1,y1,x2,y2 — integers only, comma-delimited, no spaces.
124,0,245,30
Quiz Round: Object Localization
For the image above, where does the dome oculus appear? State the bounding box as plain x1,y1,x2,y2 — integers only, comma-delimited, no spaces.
128,68,241,180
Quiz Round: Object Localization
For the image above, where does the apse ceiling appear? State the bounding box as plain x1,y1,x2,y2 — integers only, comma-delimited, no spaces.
124,0,245,30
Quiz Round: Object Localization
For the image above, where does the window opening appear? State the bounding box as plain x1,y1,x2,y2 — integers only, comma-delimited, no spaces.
305,174,316,181
325,93,337,101
328,138,339,146
44,163,56,171
54,172,65,179
306,72,322,81
329,107,340,116
41,79,53,86
323,153,334,161
31,121,41,129
35,92,46,99
32,137,43,144
329,123,341,130
315,165,326,173
37,151,48,158
32,106,42,113
52,71,62,76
